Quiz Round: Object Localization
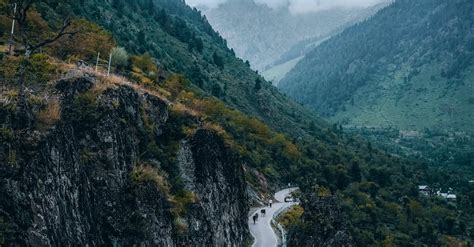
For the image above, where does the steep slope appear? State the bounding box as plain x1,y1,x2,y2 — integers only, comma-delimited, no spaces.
263,3,389,84
199,0,388,72
0,73,249,246
280,0,474,133
35,0,326,140
1,0,473,246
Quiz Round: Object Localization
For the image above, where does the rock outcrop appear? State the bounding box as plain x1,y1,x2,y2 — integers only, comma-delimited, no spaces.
0,74,249,246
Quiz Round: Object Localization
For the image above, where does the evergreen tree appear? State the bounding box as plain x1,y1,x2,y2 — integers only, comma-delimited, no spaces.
191,65,204,88
350,161,362,182
254,78,262,91
211,83,222,97
137,30,146,44
212,52,224,68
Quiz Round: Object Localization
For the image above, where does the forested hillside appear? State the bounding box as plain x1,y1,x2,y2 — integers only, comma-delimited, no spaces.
0,0,473,245
280,0,474,133
30,0,326,140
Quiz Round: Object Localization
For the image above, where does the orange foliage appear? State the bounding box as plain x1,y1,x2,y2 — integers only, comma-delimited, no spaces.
48,19,115,62
162,75,189,100
130,53,160,85
36,98,61,128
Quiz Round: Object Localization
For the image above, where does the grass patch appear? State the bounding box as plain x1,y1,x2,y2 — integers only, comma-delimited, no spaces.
131,164,170,194
36,98,61,129
277,205,304,229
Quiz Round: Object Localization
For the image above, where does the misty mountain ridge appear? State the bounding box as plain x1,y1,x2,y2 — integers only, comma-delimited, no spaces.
280,0,474,133
198,0,390,74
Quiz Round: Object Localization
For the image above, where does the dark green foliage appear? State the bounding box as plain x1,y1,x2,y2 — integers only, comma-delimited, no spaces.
0,217,13,246
18,1,474,245
350,161,362,182
190,64,205,88
212,52,224,69
280,0,474,120
254,78,261,91
188,34,204,53
211,83,222,97
62,92,101,131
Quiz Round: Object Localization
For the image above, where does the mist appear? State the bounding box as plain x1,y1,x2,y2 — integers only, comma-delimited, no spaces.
186,0,387,14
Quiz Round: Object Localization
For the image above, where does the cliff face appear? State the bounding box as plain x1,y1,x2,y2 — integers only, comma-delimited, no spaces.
0,74,249,246
178,130,248,246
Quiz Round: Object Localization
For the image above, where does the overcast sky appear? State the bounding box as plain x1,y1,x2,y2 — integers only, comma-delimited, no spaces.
186,0,386,14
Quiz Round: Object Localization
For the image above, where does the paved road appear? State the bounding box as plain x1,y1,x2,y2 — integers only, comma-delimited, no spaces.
249,188,298,247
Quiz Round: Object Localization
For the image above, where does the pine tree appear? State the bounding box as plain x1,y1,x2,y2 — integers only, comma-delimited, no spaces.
212,52,224,69
350,161,362,182
254,78,262,91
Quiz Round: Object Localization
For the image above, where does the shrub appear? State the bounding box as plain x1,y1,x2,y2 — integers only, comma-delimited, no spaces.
111,47,129,70
36,98,61,128
162,75,188,100
0,128,13,140
48,19,115,63
278,205,304,229
130,53,160,84
62,91,101,130
170,190,198,217
131,164,170,194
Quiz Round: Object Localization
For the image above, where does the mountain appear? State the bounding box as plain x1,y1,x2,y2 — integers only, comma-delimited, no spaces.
0,0,473,246
262,3,389,85
199,0,388,73
280,0,474,134
44,0,327,140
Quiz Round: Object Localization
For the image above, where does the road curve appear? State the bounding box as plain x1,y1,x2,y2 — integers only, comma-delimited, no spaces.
248,188,298,247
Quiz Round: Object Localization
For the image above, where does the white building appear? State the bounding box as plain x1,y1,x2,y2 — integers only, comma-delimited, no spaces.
418,185,430,196
436,190,457,201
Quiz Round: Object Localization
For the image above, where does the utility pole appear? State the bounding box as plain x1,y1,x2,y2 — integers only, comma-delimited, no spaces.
107,53,112,76
95,52,100,72
8,3,17,55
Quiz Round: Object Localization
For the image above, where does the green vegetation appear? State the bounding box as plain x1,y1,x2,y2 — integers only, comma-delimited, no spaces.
110,47,129,71
280,0,474,134
131,164,170,194
0,0,473,245
277,205,304,229
277,2,474,243
62,91,101,132
47,19,116,62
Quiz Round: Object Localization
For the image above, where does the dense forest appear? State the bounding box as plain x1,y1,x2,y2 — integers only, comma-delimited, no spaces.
280,0,474,133
0,0,473,245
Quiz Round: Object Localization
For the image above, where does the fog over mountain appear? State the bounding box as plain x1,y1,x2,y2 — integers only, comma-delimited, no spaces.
187,0,385,14
190,0,388,78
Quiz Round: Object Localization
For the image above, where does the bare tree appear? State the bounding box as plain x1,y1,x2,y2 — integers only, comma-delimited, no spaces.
7,0,78,127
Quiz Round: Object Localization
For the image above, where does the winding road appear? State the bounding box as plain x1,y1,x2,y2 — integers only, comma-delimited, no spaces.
248,188,298,247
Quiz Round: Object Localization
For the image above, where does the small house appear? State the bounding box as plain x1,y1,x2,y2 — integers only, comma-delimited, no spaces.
418,185,430,196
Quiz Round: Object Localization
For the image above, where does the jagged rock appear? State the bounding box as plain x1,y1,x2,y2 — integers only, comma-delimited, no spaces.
177,129,248,246
0,75,249,246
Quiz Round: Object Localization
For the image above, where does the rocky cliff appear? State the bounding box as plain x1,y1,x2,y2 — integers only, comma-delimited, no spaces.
0,73,249,246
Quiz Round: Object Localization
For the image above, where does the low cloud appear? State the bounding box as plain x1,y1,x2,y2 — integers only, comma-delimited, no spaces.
288,0,385,14
186,0,228,9
186,0,386,14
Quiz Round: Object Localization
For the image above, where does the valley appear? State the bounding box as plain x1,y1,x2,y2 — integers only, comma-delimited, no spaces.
0,0,473,246
197,0,389,76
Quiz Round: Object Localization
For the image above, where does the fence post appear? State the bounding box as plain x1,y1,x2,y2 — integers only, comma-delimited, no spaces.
107,53,112,76
8,3,17,55
95,52,100,72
